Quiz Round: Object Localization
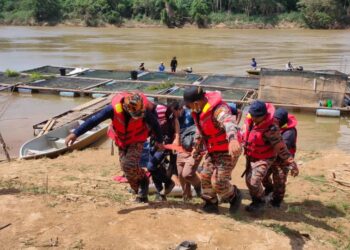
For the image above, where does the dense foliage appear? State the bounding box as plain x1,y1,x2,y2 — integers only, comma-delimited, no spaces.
0,0,349,28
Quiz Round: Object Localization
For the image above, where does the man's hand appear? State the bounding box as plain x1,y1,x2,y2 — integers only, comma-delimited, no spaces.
65,133,77,147
228,139,242,158
173,134,180,146
155,142,165,151
289,161,299,177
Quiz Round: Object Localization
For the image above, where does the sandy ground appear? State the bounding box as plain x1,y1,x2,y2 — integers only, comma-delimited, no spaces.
0,144,349,249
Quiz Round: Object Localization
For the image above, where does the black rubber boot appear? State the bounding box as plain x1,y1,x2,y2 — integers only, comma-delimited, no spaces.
202,200,219,214
161,179,175,196
264,186,273,196
194,185,202,197
270,197,282,208
154,192,167,202
229,186,242,214
245,197,265,213
136,177,149,203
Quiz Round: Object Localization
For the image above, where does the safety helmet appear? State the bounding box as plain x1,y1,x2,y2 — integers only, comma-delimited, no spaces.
123,93,145,118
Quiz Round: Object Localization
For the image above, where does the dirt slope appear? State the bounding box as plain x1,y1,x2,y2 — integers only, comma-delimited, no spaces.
0,147,349,249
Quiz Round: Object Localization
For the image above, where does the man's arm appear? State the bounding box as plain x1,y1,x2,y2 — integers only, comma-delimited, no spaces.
144,109,163,144
74,105,114,137
282,129,296,151
264,124,292,161
213,104,239,141
213,104,241,156
66,104,114,146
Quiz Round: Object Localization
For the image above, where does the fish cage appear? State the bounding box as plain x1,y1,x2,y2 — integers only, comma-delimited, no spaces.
21,66,75,75
200,75,259,89
89,80,175,95
0,72,32,85
137,72,202,84
19,77,108,95
77,69,132,80
259,68,349,107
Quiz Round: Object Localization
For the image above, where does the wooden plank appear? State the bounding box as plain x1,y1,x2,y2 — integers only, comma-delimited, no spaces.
71,97,108,111
0,132,11,162
176,83,256,91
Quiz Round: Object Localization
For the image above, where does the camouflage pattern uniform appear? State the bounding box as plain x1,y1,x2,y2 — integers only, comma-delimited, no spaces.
245,124,291,200
262,127,297,203
194,104,240,203
262,161,289,201
118,142,147,194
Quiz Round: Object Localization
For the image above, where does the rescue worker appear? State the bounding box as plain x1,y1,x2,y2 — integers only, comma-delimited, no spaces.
242,100,298,213
65,92,163,203
147,102,176,201
173,103,202,201
262,108,298,207
183,87,242,214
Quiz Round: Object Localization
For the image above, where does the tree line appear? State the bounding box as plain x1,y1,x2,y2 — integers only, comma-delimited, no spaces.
0,0,349,28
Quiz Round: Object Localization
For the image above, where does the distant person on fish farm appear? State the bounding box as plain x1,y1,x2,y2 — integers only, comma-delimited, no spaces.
139,62,146,72
170,57,178,73
158,62,165,72
251,58,257,70
285,61,294,71
65,92,164,204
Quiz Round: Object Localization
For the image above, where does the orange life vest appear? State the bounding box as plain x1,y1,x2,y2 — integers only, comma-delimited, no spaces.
243,103,276,159
280,114,297,155
107,93,149,148
192,92,229,153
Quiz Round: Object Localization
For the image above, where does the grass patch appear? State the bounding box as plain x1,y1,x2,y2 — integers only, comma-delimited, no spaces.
105,192,127,203
30,72,46,81
287,205,303,214
5,69,20,77
303,174,326,184
261,223,303,238
145,82,174,91
62,175,79,181
100,169,111,177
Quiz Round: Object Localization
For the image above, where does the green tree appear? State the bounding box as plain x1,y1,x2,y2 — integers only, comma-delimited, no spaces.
190,0,210,27
30,0,62,22
299,0,343,28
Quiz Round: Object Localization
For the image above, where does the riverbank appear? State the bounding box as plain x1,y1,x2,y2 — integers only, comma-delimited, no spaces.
0,147,349,249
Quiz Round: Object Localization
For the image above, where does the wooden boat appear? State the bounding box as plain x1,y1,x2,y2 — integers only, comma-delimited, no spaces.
246,69,260,75
20,120,108,160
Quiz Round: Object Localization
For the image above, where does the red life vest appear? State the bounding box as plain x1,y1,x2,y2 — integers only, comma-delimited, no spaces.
243,103,276,159
280,114,297,155
107,93,149,148
192,92,229,153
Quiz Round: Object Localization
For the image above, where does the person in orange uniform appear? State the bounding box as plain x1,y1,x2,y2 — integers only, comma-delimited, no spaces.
242,100,298,212
183,87,242,214
65,92,163,203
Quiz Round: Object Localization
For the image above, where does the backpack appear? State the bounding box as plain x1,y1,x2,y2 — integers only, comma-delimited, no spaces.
180,125,196,152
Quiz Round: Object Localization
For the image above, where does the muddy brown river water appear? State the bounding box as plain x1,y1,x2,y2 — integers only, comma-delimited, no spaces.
0,26,350,157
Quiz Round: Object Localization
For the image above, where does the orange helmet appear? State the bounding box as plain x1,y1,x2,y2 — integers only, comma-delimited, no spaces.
123,93,145,118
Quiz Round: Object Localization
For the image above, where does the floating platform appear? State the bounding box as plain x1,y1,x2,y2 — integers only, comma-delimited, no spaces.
200,75,259,89
0,72,32,91
21,65,76,75
18,76,110,95
89,80,175,94
138,72,202,84
77,69,132,80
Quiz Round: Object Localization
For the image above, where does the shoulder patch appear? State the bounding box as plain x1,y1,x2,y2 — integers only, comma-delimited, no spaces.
202,103,211,113
115,103,123,113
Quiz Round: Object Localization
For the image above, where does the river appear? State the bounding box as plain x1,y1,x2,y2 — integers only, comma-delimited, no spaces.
0,26,350,158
